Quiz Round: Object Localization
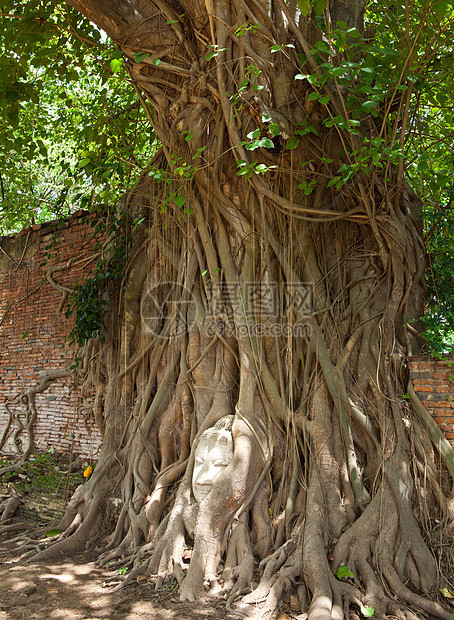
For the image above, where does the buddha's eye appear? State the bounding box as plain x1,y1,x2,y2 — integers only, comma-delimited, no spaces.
213,461,229,467
195,458,203,466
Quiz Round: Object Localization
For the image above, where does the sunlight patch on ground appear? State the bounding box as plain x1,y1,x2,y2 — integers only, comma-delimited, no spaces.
41,572,74,583
126,600,173,618
49,610,85,619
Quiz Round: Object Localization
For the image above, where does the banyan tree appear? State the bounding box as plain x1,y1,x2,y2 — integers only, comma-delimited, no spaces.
22,0,454,618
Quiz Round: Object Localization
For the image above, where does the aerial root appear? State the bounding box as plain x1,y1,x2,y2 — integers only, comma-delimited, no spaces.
0,522,30,536
148,510,186,581
226,588,252,618
0,491,23,522
222,514,255,596
231,533,302,619
242,536,298,605
383,564,454,620
96,536,135,568
21,500,100,564
108,557,152,591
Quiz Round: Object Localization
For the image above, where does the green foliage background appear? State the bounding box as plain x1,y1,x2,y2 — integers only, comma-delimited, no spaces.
0,0,155,233
1,0,454,352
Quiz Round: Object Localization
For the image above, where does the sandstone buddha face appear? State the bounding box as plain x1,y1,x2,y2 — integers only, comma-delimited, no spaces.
192,420,234,502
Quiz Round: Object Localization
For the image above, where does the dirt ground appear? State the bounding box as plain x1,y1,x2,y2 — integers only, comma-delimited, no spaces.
0,454,245,619
0,532,240,620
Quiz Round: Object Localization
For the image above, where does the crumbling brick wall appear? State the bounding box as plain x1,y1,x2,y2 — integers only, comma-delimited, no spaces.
0,213,103,458
408,357,454,444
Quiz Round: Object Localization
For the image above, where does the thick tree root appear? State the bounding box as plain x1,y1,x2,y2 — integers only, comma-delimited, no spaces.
0,491,23,522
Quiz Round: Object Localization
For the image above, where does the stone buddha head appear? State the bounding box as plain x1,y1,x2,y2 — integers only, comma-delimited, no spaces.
192,415,234,502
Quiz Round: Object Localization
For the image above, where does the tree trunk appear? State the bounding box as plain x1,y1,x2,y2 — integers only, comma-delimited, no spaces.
34,1,454,618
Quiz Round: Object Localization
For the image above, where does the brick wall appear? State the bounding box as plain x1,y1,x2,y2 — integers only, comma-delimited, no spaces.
408,357,454,444
0,213,103,458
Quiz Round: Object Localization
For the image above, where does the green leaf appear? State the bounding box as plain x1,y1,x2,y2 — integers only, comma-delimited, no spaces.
78,158,91,167
307,92,321,101
299,179,317,195
295,73,318,84
243,140,259,150
312,0,327,16
361,101,378,111
298,0,311,16
258,137,274,149
151,58,161,66
359,604,375,617
314,40,330,53
110,58,123,73
5,89,19,102
286,136,300,150
334,564,355,580
439,588,454,598
174,195,185,208
166,15,184,24
204,47,226,61
247,128,261,139
37,139,47,157
134,52,149,63
270,44,283,53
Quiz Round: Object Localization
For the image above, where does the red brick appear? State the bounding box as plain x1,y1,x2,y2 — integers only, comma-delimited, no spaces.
0,213,103,458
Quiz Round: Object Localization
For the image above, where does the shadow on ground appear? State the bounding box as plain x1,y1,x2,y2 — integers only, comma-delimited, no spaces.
0,544,238,620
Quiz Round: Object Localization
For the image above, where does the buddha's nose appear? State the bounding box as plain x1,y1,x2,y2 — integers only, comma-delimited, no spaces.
196,462,215,486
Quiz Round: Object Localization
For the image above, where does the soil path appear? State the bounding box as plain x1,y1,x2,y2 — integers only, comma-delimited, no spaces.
0,535,237,620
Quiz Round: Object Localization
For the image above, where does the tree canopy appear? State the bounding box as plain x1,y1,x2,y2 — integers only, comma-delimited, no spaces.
0,0,155,232
1,0,454,349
